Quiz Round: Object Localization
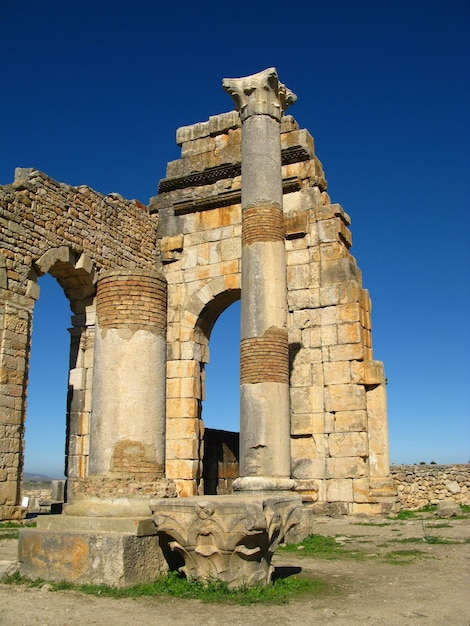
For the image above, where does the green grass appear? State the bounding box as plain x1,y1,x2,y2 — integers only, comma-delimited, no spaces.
0,531,19,540
0,521,36,528
352,522,391,527
396,503,470,520
3,571,325,605
383,549,430,565
278,534,365,560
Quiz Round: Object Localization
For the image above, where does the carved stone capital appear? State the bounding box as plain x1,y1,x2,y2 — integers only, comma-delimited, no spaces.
223,67,296,122
150,494,302,587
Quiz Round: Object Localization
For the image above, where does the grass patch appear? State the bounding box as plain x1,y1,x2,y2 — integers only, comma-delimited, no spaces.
389,535,460,545
0,531,19,540
426,523,452,529
383,549,429,565
352,522,390,527
3,570,324,605
395,504,438,520
0,520,36,529
278,534,365,560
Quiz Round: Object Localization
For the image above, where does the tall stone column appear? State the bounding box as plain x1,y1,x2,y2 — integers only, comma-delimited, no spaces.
223,68,296,491
67,269,169,516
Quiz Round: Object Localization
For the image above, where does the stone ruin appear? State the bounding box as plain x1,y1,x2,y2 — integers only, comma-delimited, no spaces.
0,69,397,586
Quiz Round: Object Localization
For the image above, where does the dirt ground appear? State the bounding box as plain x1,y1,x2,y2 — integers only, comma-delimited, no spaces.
1,514,469,626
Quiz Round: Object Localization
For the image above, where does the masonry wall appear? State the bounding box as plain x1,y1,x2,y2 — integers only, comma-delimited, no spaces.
391,464,470,509
152,111,396,513
0,169,157,518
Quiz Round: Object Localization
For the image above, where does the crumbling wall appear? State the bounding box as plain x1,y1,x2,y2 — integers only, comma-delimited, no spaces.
0,169,157,519
391,464,470,509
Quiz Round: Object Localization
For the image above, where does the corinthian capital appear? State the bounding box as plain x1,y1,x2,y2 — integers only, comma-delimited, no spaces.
223,67,296,122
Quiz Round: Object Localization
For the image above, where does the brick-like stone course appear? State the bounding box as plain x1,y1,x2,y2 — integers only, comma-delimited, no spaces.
391,464,470,509
240,328,289,384
97,270,167,333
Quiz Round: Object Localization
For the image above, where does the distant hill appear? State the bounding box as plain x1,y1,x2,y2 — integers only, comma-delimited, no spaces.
23,472,63,482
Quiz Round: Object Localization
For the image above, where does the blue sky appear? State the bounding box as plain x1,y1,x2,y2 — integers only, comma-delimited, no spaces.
1,1,469,477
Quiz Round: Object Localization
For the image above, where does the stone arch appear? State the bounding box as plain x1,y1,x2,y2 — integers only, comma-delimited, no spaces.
31,246,97,314
165,278,241,498
0,246,98,518
31,248,97,487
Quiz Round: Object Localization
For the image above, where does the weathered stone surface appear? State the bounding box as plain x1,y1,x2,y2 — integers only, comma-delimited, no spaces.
436,498,461,518
150,494,302,587
391,464,470,509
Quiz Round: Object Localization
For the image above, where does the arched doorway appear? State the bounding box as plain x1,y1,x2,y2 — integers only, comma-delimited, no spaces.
25,274,69,480
201,299,240,495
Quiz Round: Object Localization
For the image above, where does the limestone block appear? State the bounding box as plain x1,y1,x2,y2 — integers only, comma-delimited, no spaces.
321,258,360,286
166,397,199,419
166,418,200,440
166,437,199,461
167,360,199,379
329,343,365,362
292,456,325,479
290,413,324,435
328,432,368,457
319,284,340,307
288,288,320,310
325,384,366,412
165,459,199,480
366,383,389,468
290,362,312,387
286,248,309,266
323,361,351,385
320,324,337,346
337,322,362,345
352,477,371,502
181,135,216,158
19,527,167,587
290,386,324,414
325,411,335,433
220,236,241,261
327,456,367,479
167,376,200,399
292,308,320,329
361,360,386,385
302,327,321,348
335,410,367,432
284,211,308,240
326,479,353,502
287,264,311,290
352,503,384,515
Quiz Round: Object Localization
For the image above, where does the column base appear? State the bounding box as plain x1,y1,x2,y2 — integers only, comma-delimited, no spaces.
232,476,297,492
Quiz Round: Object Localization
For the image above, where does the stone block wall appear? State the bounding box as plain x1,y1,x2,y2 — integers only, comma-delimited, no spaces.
0,169,157,518
151,111,396,513
391,464,470,509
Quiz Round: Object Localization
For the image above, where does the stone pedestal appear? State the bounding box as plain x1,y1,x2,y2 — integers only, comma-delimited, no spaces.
150,493,302,587
18,514,168,587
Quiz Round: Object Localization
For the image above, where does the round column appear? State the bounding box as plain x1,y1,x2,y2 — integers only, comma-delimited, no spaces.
89,269,167,480
223,68,296,491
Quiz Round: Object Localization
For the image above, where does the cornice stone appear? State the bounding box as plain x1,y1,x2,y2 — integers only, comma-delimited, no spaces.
222,67,296,122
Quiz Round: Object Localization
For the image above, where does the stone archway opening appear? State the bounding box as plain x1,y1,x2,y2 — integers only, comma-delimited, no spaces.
24,247,97,499
25,274,69,480
195,291,240,495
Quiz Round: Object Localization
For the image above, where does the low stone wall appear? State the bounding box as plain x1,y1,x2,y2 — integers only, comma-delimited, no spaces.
390,464,470,509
